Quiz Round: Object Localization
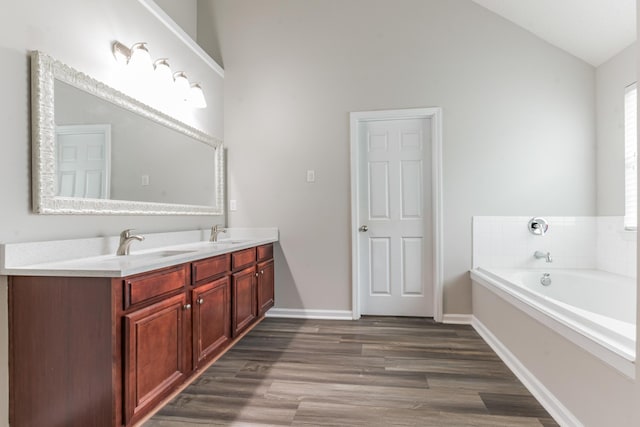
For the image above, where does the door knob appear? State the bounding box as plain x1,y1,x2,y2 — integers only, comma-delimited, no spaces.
359,225,368,232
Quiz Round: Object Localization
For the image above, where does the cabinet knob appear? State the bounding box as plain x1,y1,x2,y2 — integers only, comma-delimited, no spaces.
255,272,259,277
183,304,191,310
197,298,204,305
260,270,264,275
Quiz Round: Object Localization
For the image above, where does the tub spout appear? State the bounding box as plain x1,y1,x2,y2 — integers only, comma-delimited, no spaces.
534,251,552,263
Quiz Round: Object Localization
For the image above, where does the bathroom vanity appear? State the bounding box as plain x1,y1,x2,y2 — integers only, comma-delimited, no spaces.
4,231,276,427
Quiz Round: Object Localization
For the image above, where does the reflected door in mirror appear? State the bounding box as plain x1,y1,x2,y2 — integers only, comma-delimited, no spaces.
56,124,111,198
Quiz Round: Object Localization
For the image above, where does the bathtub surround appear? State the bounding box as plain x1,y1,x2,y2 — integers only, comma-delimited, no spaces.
472,268,635,375
473,280,637,427
597,216,638,276
472,216,637,278
472,215,638,426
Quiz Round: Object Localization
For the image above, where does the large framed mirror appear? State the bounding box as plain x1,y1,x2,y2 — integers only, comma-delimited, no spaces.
31,51,224,215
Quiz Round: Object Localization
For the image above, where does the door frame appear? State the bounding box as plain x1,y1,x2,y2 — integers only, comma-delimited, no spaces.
349,107,443,322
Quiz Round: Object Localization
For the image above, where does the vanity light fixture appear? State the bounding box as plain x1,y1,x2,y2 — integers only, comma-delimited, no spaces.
112,40,207,109
112,41,152,72
189,83,207,108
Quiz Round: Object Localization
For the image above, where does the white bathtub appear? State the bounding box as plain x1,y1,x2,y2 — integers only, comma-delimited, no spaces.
471,267,636,375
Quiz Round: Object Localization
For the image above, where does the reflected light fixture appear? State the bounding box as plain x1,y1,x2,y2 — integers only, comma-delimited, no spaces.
189,83,207,108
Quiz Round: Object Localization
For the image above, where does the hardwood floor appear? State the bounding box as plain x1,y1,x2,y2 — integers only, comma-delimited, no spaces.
145,317,559,427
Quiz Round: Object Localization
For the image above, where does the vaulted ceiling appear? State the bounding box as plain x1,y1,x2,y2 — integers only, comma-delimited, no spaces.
471,0,636,67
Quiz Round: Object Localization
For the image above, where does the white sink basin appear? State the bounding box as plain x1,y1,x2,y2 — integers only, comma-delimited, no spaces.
177,240,251,251
215,239,250,245
126,249,198,259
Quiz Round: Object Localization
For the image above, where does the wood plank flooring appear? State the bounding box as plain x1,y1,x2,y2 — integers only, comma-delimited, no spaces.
145,317,559,427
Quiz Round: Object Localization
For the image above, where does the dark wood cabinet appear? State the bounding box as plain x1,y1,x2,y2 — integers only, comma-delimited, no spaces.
9,276,116,427
192,276,231,367
231,266,257,337
8,242,274,427
257,259,275,317
123,292,190,424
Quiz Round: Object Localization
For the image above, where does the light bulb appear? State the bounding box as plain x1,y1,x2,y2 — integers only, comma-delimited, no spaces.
173,71,190,101
189,83,207,108
154,59,173,87
128,42,152,74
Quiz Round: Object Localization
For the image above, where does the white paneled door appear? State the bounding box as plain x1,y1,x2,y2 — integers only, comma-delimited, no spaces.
357,118,433,316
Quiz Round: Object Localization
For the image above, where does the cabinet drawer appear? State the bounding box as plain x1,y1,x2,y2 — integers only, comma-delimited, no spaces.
257,244,273,262
124,265,187,309
192,254,230,285
232,247,256,271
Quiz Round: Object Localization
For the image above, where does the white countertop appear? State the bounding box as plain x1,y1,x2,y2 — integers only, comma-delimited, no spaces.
1,228,278,278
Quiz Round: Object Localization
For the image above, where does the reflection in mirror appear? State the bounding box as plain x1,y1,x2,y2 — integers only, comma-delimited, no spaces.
32,51,224,215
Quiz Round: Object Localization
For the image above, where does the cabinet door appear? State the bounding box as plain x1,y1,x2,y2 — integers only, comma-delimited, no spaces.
124,293,189,424
231,266,257,337
192,276,231,367
257,259,275,317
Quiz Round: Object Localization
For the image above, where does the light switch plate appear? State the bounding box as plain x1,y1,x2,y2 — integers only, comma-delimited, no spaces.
141,175,150,186
229,199,237,211
306,170,315,183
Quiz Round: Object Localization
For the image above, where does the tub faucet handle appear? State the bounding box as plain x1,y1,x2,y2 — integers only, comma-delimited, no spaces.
540,272,552,286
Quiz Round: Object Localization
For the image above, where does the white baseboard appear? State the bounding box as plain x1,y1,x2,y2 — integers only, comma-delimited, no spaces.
266,308,353,320
471,316,583,427
442,314,473,324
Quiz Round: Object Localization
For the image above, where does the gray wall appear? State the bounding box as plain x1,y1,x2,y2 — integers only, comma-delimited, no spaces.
596,43,637,215
154,0,198,40
0,0,224,423
197,0,596,315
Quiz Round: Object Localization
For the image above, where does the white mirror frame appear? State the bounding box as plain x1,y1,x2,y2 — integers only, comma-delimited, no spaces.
31,50,225,215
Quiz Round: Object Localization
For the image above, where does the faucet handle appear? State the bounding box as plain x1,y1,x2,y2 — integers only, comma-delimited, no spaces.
120,229,133,238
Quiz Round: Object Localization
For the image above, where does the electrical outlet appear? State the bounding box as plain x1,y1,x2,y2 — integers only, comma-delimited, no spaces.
141,175,150,186
229,199,237,211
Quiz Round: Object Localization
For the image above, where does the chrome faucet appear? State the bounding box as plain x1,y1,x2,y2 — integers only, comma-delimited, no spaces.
534,251,552,263
210,224,227,242
116,229,144,255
